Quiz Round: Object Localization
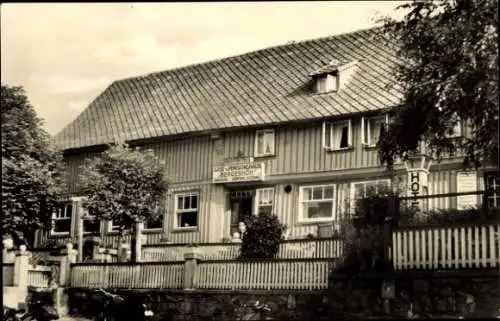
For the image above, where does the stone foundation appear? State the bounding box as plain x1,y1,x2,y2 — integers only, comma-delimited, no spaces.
66,271,500,320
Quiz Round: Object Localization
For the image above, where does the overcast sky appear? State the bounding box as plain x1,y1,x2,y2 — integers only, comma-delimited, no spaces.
1,2,408,136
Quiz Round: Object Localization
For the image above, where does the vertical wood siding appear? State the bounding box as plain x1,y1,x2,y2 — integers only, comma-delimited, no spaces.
224,119,381,175
64,136,213,192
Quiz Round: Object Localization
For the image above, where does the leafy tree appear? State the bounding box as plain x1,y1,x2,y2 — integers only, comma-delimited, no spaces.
79,142,168,261
240,212,287,259
378,0,498,169
1,84,66,247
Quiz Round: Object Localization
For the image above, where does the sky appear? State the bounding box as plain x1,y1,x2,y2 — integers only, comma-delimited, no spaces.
1,2,408,136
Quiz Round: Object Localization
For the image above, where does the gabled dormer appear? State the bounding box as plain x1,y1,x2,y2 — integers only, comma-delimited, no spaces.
310,59,358,94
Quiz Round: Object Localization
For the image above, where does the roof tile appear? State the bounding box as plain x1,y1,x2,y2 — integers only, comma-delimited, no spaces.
54,27,403,150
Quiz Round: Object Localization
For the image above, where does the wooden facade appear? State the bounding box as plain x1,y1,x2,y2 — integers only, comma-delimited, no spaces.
35,115,493,248
38,28,498,250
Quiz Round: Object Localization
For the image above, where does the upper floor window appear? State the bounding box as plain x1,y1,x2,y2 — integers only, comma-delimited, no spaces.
322,119,352,151
51,203,72,235
361,115,389,147
254,188,274,215
175,192,199,229
254,129,275,157
485,172,499,209
298,184,336,223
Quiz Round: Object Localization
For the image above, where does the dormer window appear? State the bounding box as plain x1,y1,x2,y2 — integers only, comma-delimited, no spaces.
310,59,358,94
315,74,338,94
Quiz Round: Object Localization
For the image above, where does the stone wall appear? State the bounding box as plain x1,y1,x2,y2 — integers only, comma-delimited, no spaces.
66,272,500,320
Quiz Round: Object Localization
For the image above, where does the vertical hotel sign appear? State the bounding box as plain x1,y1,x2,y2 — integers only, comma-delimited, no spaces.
213,158,265,183
405,154,433,209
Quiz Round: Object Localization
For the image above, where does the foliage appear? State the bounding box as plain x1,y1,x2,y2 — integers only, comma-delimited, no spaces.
1,84,66,246
240,212,287,259
79,142,168,234
398,205,500,227
336,187,398,274
378,0,498,169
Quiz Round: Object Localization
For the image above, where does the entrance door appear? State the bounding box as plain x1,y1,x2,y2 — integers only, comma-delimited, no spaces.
229,190,253,234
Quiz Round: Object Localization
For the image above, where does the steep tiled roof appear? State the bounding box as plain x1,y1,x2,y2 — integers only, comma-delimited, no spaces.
55,27,404,150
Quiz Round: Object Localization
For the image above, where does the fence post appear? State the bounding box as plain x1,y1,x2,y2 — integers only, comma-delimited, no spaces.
58,243,77,287
13,245,29,287
183,247,201,290
3,245,29,310
54,243,77,317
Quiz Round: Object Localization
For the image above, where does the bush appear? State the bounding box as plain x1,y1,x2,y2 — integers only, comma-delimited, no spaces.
240,212,287,259
336,188,398,274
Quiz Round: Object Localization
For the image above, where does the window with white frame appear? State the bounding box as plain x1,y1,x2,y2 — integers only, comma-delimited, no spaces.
485,172,499,209
361,115,388,147
51,203,72,235
350,179,391,212
108,200,165,232
322,120,352,150
81,207,100,234
315,75,338,93
298,184,336,222
445,114,463,138
254,188,274,215
175,193,199,228
255,129,275,157
145,199,164,230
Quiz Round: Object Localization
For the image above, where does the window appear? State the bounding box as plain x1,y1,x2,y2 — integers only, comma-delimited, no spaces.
81,208,100,234
322,120,352,150
298,184,336,222
145,215,163,230
254,129,275,157
361,115,389,147
315,74,338,93
350,179,391,212
51,203,72,235
107,220,121,233
445,114,463,138
145,199,164,230
175,193,199,229
254,188,274,215
485,172,500,209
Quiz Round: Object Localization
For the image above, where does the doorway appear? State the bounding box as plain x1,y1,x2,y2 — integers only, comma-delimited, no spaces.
229,190,254,234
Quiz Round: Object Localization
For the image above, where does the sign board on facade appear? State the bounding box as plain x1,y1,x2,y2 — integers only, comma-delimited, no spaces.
213,162,265,184
456,171,478,210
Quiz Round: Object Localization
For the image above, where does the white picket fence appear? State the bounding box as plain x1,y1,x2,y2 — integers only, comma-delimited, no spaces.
392,223,500,270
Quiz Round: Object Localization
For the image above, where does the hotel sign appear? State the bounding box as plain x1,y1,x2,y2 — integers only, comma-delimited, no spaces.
213,162,265,184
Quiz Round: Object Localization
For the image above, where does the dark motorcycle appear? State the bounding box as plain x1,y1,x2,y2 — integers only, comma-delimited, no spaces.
94,288,154,321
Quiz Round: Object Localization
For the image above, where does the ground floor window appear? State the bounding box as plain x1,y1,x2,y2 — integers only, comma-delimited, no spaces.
485,172,500,208
254,188,274,215
82,208,100,234
350,179,391,213
298,184,336,223
51,203,72,235
175,192,199,228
